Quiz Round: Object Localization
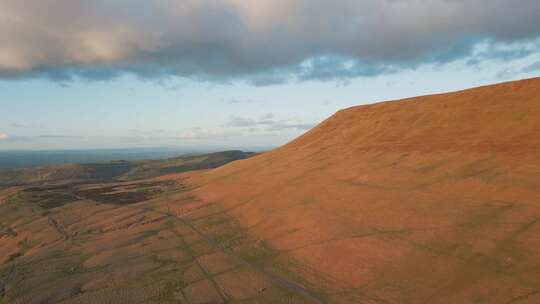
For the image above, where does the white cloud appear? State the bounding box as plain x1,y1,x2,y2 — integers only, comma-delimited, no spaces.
177,127,237,141
0,133,9,140
224,115,315,131
0,0,539,82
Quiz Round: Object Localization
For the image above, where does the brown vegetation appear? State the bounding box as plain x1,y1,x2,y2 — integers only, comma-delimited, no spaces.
2,78,540,303
180,77,540,303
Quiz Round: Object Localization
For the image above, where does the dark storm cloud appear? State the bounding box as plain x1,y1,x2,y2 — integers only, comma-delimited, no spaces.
1,0,539,83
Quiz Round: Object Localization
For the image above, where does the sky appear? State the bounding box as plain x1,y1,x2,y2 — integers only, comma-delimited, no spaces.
1,0,540,150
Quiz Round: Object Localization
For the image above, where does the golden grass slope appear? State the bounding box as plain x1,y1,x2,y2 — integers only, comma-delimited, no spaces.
179,77,540,303
2,78,540,304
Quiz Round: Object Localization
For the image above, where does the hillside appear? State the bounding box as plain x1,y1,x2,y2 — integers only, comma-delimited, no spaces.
2,78,540,304
175,77,540,303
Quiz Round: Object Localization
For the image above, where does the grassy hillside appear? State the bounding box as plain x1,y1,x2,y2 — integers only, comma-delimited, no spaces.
1,150,303,304
181,77,540,304
3,78,540,303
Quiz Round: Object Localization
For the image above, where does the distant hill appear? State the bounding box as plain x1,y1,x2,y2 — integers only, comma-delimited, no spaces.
0,148,201,170
0,150,256,186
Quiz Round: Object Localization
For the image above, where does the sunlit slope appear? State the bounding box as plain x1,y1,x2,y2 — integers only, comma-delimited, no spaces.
183,77,540,303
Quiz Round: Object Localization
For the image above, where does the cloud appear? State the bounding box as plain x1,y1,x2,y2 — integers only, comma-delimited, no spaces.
298,57,394,81
494,57,540,79
128,129,166,135
225,116,261,128
521,61,540,73
465,40,540,66
265,123,315,131
224,114,315,131
10,123,32,128
6,122,46,129
177,127,237,141
222,98,255,104
495,68,514,80
36,135,86,139
248,72,291,86
0,134,87,142
1,0,540,83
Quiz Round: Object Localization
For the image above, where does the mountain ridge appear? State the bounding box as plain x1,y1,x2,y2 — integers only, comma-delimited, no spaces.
175,77,540,303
